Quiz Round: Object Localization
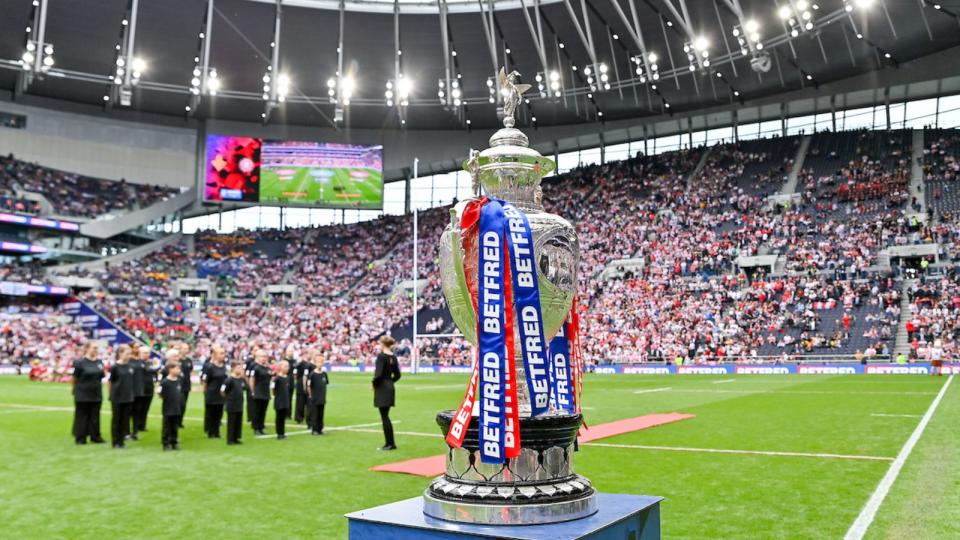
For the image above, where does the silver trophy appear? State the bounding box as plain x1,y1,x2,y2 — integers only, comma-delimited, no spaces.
424,68,596,525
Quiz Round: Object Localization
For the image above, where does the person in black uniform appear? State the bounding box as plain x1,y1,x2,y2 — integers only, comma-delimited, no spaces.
248,349,272,435
294,351,312,424
372,335,401,451
141,349,160,432
176,342,194,428
303,350,319,427
201,345,228,438
283,346,296,421
244,353,256,424
306,354,328,435
221,362,248,445
160,348,185,427
128,345,146,440
131,346,159,440
273,360,291,440
159,361,184,451
108,345,135,449
72,341,106,445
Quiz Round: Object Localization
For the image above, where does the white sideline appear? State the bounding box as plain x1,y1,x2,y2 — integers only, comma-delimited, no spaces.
338,427,440,439
844,375,954,540
870,413,922,418
670,389,936,396
322,428,902,461
712,379,736,384
632,387,672,395
586,442,894,462
0,402,72,411
255,421,389,439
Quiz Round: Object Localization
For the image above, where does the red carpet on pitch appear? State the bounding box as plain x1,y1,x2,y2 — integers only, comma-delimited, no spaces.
371,412,695,477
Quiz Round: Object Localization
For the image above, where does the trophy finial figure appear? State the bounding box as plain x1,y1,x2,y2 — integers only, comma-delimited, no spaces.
498,67,531,129
467,148,481,196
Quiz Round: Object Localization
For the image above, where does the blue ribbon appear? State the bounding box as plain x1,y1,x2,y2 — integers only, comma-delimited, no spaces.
503,203,551,416
477,200,507,464
548,324,575,414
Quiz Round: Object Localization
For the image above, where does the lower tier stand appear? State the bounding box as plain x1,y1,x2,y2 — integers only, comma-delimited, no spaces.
345,492,662,540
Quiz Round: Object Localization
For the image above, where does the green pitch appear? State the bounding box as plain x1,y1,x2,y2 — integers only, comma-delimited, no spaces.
259,166,383,208
0,374,957,539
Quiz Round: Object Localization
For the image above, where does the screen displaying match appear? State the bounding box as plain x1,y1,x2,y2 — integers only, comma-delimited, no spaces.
203,134,384,209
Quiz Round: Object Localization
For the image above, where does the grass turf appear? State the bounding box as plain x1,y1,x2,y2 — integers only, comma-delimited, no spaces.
0,374,956,539
259,166,382,208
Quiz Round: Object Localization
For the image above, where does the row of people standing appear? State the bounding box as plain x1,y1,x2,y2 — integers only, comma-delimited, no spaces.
237,347,329,440
73,336,397,450
73,341,193,448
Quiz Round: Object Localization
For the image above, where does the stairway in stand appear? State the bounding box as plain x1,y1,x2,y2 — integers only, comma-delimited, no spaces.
893,278,917,357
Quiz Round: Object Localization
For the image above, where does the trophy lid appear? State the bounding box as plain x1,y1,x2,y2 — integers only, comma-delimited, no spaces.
463,69,555,208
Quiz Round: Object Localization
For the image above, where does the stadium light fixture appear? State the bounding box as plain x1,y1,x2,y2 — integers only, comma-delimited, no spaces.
631,52,659,83
733,21,763,56
397,75,412,104
339,75,354,105
487,76,497,103
845,0,872,11
21,40,53,72
683,38,711,70
437,79,446,104
276,73,291,102
778,1,817,36
385,74,411,108
583,62,611,92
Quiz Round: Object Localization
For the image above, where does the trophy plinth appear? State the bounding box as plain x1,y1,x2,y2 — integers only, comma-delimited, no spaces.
426,69,595,526
423,411,596,525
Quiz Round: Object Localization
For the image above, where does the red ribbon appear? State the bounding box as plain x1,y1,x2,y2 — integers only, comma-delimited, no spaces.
502,235,521,459
568,297,587,429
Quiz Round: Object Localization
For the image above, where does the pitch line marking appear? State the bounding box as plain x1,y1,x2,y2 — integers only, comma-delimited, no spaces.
410,384,468,391
844,375,954,540
255,421,391,439
870,413,922,418
337,427,440,439
669,389,937,396
331,429,897,461
0,408,69,414
0,402,72,411
586,442,895,462
713,379,736,384
632,387,672,395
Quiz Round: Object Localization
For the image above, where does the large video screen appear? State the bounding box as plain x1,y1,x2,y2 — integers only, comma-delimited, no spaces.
203,134,383,209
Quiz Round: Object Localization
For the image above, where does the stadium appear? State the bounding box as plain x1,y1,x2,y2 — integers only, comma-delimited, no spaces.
1,0,959,538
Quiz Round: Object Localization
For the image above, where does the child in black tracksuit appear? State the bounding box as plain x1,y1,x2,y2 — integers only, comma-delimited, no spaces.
273,361,291,440
307,358,329,435
221,362,248,445
159,362,184,451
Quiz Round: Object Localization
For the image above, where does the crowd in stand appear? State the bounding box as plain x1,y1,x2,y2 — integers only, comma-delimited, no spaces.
580,270,898,363
8,130,960,370
294,216,403,299
0,154,177,218
0,261,47,285
923,130,960,219
904,271,960,361
0,193,41,214
0,305,87,377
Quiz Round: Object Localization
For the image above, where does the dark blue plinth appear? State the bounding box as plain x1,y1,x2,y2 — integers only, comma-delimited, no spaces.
346,492,662,540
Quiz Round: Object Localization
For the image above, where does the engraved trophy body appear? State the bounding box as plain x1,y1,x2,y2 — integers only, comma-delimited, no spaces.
423,69,596,525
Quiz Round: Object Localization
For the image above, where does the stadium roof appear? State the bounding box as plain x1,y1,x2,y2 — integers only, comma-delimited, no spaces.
1,0,959,131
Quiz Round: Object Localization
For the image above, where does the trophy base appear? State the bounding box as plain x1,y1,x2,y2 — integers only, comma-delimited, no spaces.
424,411,597,526
422,488,597,525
